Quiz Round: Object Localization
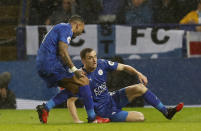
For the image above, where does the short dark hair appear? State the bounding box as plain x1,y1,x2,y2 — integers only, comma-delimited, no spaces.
80,48,94,59
68,15,84,23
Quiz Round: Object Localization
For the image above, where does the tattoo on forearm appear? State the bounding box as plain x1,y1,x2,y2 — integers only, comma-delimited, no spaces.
61,52,73,68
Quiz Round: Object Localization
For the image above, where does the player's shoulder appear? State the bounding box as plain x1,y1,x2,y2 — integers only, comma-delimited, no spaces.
97,59,106,65
97,59,115,66
96,59,105,68
54,23,73,38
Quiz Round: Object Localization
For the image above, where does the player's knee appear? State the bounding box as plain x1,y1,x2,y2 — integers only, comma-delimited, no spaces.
137,112,145,122
67,97,78,106
129,84,147,95
67,97,78,103
127,111,145,122
136,83,148,95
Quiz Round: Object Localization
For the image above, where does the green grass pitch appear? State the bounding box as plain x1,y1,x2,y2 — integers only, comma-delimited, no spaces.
0,107,200,131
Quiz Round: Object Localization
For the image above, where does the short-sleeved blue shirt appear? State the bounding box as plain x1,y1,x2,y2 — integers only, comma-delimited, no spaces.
39,23,73,56
85,59,120,117
36,23,74,88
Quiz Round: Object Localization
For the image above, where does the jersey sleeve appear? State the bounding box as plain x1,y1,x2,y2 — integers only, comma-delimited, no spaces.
102,59,118,71
58,26,72,45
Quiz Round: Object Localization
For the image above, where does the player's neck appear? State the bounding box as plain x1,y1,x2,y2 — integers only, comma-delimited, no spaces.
83,66,95,73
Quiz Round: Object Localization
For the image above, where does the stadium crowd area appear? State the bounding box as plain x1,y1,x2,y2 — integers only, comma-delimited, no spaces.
27,0,199,25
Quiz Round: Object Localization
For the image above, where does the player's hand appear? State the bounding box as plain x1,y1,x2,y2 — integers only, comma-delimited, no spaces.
80,68,87,75
137,73,148,86
74,69,85,79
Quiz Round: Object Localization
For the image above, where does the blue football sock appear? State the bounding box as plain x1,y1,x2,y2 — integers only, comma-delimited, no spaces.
143,90,168,115
45,99,55,111
86,109,96,121
79,85,96,121
45,89,69,111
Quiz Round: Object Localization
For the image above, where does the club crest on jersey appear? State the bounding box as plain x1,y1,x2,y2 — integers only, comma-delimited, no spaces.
108,61,114,66
98,69,103,75
67,36,71,44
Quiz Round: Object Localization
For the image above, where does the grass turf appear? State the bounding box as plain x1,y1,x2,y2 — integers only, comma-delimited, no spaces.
0,107,200,131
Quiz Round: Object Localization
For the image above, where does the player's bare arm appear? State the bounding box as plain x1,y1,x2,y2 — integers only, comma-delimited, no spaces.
58,41,84,78
58,41,74,68
116,63,148,86
67,97,84,123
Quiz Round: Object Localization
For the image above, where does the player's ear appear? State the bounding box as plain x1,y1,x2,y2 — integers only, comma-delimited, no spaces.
81,58,86,65
81,58,84,64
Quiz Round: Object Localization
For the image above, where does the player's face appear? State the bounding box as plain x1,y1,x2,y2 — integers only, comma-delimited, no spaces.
83,51,97,71
74,23,84,37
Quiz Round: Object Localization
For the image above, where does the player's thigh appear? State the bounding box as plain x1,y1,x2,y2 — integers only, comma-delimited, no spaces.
125,84,148,102
112,88,130,108
37,60,74,88
126,111,144,122
58,75,89,94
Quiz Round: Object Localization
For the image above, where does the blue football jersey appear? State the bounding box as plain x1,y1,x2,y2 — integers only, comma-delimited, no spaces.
85,59,119,117
36,23,74,87
38,23,73,58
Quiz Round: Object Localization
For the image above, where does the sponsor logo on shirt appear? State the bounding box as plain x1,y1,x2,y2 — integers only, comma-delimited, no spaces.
94,82,107,96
